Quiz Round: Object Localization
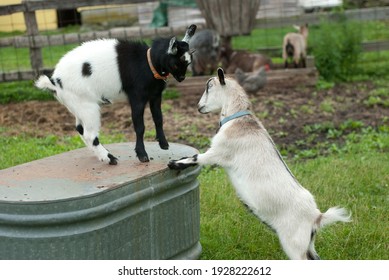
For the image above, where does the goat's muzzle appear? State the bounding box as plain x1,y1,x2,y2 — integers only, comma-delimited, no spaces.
174,75,186,82
198,105,207,114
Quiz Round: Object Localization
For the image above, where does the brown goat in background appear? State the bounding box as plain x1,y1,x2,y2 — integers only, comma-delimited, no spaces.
221,48,272,74
282,24,309,68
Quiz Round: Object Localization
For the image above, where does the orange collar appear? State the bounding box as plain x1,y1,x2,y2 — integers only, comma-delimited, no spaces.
147,48,169,81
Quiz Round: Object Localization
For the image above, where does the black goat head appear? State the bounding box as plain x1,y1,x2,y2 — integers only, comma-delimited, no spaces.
167,24,197,55
165,25,197,82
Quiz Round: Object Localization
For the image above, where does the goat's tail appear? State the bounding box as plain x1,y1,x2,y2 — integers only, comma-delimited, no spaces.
318,206,351,228
306,207,351,260
35,75,57,92
285,39,294,57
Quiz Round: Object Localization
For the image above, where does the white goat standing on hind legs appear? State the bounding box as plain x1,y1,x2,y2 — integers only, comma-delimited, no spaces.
168,68,351,260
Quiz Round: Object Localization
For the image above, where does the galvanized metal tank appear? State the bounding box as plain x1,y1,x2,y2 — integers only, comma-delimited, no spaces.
0,142,201,260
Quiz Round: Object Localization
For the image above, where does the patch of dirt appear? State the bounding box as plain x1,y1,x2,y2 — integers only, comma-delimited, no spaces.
0,73,388,154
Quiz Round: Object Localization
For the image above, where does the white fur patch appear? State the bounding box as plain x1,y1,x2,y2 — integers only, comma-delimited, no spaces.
183,51,191,64
177,157,194,164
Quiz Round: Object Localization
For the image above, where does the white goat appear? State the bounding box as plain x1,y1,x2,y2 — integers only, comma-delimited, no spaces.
282,24,309,68
168,68,351,260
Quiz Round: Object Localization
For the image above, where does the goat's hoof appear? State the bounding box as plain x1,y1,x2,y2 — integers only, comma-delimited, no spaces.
108,154,118,165
168,159,191,170
137,155,150,163
159,142,169,150
168,160,180,170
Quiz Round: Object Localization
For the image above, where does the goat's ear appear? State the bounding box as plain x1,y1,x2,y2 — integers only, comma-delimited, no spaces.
167,37,178,55
293,25,300,31
217,68,226,86
182,24,197,43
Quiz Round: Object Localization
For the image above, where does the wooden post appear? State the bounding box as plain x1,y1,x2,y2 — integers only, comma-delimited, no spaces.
23,8,43,77
195,0,260,69
195,0,260,36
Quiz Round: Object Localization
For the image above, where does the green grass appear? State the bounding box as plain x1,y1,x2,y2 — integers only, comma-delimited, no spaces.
232,19,389,50
357,50,389,79
0,25,83,71
0,44,78,72
232,26,293,51
0,80,54,104
0,134,83,168
360,20,389,42
0,130,127,169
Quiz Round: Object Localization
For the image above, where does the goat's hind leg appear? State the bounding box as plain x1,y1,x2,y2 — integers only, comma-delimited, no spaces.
75,105,118,165
306,229,320,260
277,224,316,260
301,57,307,68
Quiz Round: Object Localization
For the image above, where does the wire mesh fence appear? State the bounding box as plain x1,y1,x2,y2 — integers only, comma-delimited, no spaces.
0,0,388,82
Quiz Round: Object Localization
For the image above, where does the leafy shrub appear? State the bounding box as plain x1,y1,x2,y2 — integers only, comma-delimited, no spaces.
313,14,362,82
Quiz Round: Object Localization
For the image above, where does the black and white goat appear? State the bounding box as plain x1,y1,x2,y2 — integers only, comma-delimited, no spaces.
36,25,196,164
168,68,351,260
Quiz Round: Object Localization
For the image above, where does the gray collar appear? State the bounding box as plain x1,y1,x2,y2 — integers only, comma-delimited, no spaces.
220,110,251,127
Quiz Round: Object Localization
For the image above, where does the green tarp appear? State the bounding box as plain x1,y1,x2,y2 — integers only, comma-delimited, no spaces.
150,0,197,27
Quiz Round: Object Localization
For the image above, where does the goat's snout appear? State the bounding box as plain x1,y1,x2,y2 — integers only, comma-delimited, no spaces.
175,75,186,82
198,104,206,114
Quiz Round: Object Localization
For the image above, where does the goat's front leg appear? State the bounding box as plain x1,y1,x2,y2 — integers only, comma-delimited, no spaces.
168,148,221,170
130,99,149,162
149,94,169,150
168,155,198,170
